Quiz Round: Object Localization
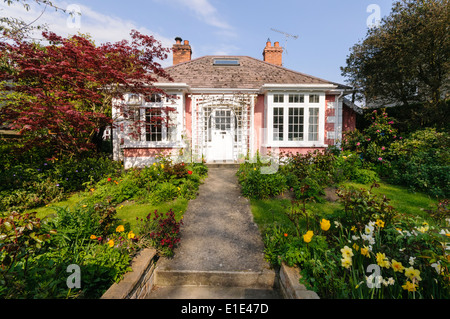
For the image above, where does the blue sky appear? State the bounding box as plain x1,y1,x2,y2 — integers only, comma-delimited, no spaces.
2,0,396,85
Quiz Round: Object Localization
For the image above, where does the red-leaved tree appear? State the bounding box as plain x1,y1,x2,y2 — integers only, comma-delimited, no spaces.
0,30,173,157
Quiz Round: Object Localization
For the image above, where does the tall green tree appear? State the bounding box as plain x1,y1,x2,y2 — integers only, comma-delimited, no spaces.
341,0,449,126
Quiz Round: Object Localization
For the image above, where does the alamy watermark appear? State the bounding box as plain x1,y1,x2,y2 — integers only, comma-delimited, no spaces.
66,264,81,289
366,4,381,28
66,4,81,29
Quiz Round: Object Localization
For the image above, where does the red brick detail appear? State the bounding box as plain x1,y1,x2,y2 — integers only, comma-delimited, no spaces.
342,105,356,132
325,95,336,145
262,41,283,66
264,147,326,156
124,148,174,158
173,38,192,65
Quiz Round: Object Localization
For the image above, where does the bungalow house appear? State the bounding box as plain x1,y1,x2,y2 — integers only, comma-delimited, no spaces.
112,38,360,169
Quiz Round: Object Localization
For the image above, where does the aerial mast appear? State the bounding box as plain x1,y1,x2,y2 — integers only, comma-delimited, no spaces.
270,28,299,55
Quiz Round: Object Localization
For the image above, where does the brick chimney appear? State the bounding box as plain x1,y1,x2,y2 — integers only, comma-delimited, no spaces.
172,37,192,65
262,40,283,66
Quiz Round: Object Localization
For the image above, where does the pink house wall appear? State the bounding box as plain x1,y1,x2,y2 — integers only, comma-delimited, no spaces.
185,94,192,138
325,95,336,146
253,94,265,153
124,148,177,157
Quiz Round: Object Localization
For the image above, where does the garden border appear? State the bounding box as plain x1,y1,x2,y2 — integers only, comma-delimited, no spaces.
278,262,320,299
101,248,158,299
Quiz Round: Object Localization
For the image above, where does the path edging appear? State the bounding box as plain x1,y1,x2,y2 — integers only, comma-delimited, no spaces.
101,248,157,299
278,262,320,299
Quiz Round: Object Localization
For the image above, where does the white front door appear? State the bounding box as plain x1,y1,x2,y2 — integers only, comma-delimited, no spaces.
209,109,234,161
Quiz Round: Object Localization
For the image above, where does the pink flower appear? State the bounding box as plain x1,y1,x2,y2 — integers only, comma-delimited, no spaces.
356,142,360,146
376,130,380,133
381,146,385,151
378,157,383,161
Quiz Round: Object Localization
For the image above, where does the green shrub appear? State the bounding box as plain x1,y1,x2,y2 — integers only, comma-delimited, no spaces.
238,166,287,199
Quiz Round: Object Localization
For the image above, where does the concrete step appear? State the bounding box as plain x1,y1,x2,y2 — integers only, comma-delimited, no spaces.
154,268,277,289
147,285,282,299
205,163,241,168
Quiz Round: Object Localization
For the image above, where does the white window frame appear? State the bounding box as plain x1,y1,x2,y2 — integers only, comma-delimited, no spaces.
122,93,183,148
267,92,326,147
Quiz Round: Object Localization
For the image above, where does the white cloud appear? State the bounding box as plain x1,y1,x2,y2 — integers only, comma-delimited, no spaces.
1,1,174,66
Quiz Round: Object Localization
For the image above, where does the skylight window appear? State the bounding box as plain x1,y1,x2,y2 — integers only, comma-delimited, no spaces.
213,59,240,66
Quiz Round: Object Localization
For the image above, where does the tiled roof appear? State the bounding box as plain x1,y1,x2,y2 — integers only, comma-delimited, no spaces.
160,56,349,90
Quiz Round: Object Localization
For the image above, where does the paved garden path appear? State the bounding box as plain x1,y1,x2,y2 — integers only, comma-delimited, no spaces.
146,165,281,299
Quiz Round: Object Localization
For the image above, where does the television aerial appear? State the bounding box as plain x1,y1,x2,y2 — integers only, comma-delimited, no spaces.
270,28,299,55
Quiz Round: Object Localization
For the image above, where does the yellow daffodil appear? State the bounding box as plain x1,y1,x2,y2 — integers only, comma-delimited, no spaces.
376,252,391,268
391,259,405,272
341,245,354,258
360,246,370,258
351,225,357,232
402,281,417,292
375,219,385,228
352,243,360,252
320,219,331,231
116,225,125,232
108,239,114,247
341,256,352,269
405,267,422,282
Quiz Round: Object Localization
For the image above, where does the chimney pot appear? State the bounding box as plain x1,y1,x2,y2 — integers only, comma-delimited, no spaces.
173,37,192,65
263,39,283,66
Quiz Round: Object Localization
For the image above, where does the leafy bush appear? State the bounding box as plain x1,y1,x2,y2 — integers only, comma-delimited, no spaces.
0,156,122,213
237,164,287,199
386,128,450,197
0,205,136,299
137,209,182,257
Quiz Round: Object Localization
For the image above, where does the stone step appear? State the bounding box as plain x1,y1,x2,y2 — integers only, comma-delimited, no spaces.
147,285,281,299
154,268,277,289
205,163,241,168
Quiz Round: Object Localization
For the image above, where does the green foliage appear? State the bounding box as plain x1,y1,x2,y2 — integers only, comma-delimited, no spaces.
341,0,449,120
237,163,287,199
260,183,450,299
386,128,450,197
136,209,182,257
0,155,122,213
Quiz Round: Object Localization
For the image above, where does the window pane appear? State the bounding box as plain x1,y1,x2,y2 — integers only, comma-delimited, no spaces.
274,94,284,103
309,94,319,103
288,107,304,141
288,94,304,103
273,107,284,141
308,108,319,141
145,108,163,142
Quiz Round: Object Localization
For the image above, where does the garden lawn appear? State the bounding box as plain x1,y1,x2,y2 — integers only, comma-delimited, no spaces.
29,194,188,236
250,181,439,232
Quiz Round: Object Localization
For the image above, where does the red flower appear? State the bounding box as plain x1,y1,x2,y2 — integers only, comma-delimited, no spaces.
107,177,112,182
188,171,193,175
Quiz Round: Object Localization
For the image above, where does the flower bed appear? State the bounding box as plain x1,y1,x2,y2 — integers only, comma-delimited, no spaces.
0,158,208,298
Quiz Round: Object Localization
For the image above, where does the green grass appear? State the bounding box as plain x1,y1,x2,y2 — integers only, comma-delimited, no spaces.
250,181,440,232
115,198,188,233
342,181,438,218
28,192,189,235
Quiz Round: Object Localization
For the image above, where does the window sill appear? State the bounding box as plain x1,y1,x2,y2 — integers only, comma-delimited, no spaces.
261,142,328,148
121,141,185,149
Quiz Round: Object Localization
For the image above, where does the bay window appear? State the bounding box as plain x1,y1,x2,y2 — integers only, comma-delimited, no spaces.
270,93,324,145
